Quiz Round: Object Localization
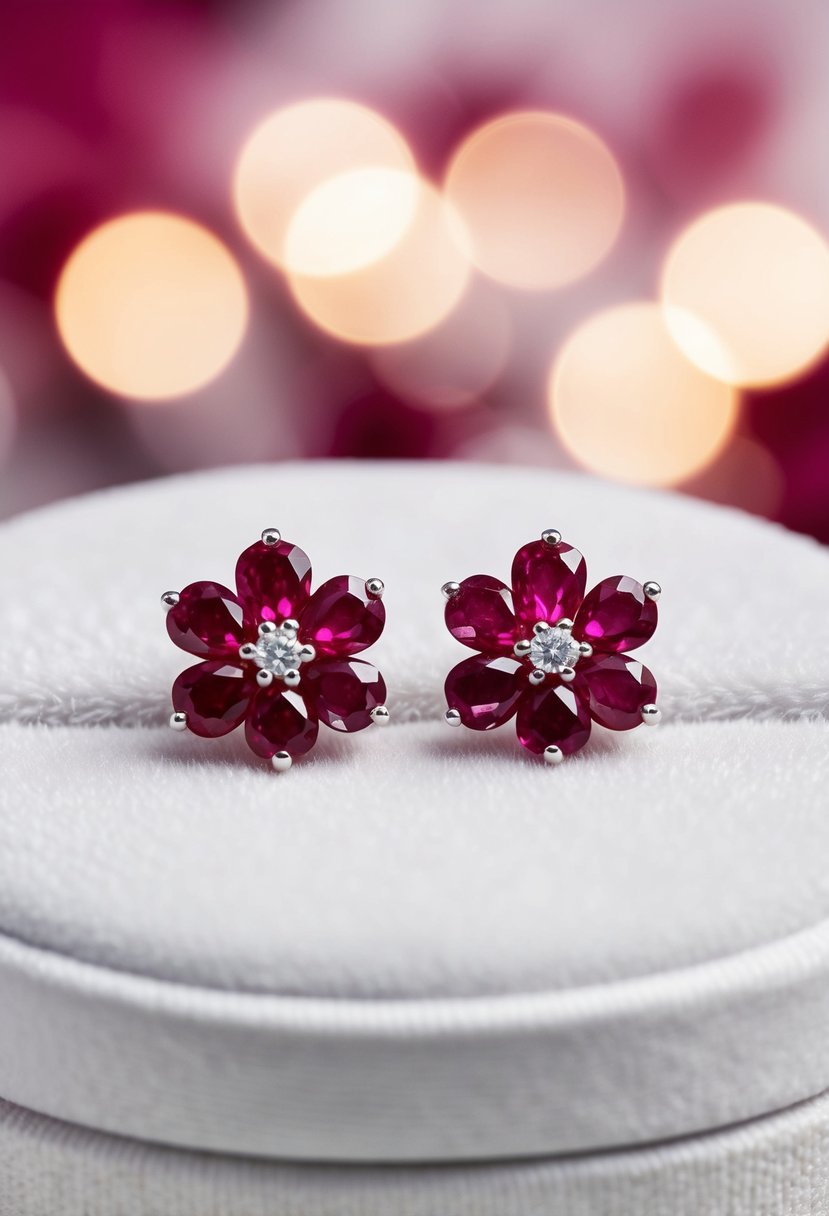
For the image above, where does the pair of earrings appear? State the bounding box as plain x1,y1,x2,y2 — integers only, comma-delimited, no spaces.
162,528,660,772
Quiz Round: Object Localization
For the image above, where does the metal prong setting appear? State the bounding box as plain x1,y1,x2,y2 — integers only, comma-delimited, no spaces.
239,642,257,660
578,641,593,658
643,581,661,602
557,618,574,632
283,669,301,688
261,528,281,546
298,643,316,663
541,529,562,547
445,708,462,727
169,711,188,732
272,751,292,772
365,577,385,599
544,745,564,765
371,705,390,726
161,591,180,612
641,703,662,725
256,669,274,688
282,619,299,635
558,665,576,683
258,620,277,637
528,669,546,685
514,638,532,658
442,581,460,600
533,620,548,635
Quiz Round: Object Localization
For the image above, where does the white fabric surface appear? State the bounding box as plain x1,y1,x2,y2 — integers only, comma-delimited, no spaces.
0,462,828,1168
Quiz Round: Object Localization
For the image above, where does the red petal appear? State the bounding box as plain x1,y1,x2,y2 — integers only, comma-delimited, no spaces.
444,654,525,730
445,575,517,653
511,539,587,626
516,683,591,756
235,539,312,629
245,686,319,758
300,575,385,656
172,661,252,738
166,582,245,658
577,654,657,730
304,658,386,732
574,576,657,653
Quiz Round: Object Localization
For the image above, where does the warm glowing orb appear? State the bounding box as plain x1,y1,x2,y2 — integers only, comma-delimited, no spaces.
549,302,739,486
55,212,248,401
445,111,625,291
661,202,829,387
233,99,415,273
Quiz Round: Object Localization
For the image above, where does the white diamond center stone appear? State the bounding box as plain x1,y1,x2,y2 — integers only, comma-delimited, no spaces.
252,627,302,677
529,626,581,673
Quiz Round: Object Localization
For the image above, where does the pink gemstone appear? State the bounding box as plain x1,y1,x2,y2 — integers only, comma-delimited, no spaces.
167,582,245,657
172,661,252,738
235,539,312,629
574,576,658,652
245,686,319,758
516,683,591,755
300,575,385,655
577,654,657,730
511,539,587,626
445,575,517,653
303,658,386,732
444,654,525,730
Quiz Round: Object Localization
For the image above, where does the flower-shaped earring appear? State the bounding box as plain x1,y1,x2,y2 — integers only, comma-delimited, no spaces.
441,529,660,764
162,529,389,771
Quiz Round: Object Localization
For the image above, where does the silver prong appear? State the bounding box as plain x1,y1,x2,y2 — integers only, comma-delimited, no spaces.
445,708,462,727
370,705,390,726
441,581,461,600
514,639,532,658
160,591,180,612
298,643,316,663
528,669,546,685
239,642,257,660
557,618,574,631
169,711,188,732
543,744,564,765
641,703,662,725
282,618,299,635
258,620,277,637
541,529,561,547
261,528,281,546
283,669,301,688
271,751,292,772
365,577,385,599
578,641,593,658
256,669,274,687
643,581,661,602
558,665,576,683
533,620,548,635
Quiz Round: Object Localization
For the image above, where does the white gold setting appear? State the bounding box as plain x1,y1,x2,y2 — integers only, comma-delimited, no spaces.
240,620,315,686
528,624,581,676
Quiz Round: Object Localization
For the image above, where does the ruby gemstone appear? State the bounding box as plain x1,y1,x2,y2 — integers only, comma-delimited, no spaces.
511,540,587,627
300,575,385,655
444,654,525,730
304,658,386,732
516,683,592,755
167,582,245,658
235,540,312,629
445,575,517,653
577,654,657,730
172,661,252,737
245,686,318,758
574,576,657,653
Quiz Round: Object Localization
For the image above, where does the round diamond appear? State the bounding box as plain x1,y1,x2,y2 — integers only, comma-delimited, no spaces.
251,627,302,677
529,626,580,673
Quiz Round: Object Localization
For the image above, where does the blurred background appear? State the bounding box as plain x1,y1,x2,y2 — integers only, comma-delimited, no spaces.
1,0,828,541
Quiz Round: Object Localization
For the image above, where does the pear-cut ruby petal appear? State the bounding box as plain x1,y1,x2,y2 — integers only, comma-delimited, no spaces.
245,687,318,758
575,576,657,652
167,582,245,657
445,575,517,653
445,655,525,730
511,540,587,626
516,683,591,755
577,654,657,730
235,540,312,629
300,575,385,655
172,662,252,738
304,659,386,732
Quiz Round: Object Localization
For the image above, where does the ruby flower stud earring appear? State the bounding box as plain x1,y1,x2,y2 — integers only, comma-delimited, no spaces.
162,529,389,771
441,529,661,764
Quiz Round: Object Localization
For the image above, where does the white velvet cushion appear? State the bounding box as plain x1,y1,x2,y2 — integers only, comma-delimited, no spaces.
0,462,827,1164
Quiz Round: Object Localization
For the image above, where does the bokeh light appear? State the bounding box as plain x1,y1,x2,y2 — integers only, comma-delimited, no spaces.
288,177,470,345
661,202,829,387
55,212,248,401
549,302,739,486
233,99,415,273
444,111,625,291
